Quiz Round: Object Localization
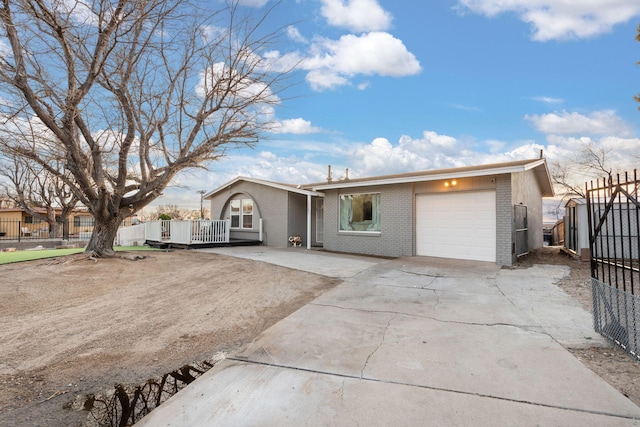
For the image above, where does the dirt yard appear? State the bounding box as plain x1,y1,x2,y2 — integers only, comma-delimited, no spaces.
1,247,640,426
0,250,340,427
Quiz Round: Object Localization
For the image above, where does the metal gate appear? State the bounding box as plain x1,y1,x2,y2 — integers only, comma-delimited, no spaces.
588,170,640,359
514,204,528,257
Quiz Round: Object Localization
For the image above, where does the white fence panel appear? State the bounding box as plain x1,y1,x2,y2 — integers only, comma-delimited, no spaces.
169,221,192,244
116,223,147,246
145,221,162,241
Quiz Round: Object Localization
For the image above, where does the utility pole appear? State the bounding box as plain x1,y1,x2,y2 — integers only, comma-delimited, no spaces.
197,190,206,219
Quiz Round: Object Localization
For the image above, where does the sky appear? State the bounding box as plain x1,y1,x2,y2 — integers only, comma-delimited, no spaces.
148,0,640,214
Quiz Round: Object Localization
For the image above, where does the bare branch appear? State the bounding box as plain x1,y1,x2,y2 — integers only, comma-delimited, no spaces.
0,0,294,255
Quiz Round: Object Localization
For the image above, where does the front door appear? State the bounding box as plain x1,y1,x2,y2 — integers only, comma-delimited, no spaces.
315,198,324,244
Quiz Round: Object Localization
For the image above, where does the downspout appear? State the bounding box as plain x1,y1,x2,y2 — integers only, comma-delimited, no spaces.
307,194,312,250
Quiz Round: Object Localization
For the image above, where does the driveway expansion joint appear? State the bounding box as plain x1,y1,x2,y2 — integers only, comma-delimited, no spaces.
310,302,544,335
225,356,640,422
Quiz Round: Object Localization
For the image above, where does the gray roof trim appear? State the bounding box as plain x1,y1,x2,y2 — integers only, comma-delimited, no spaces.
204,176,324,199
311,158,554,196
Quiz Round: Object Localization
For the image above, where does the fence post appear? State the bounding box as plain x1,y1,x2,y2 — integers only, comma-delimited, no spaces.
18,220,21,243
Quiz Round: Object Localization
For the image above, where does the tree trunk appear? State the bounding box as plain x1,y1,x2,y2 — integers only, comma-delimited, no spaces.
85,214,123,257
46,208,57,239
62,216,70,240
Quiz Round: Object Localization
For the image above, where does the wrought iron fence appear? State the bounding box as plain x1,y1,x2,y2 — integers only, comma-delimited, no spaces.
588,170,640,360
0,217,134,242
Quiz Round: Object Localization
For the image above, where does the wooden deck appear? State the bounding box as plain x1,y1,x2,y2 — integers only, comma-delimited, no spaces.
145,238,262,250
117,219,263,249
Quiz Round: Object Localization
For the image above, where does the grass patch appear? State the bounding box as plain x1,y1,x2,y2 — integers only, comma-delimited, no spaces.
0,245,158,265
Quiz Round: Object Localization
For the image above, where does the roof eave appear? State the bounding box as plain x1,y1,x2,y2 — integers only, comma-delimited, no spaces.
205,176,324,199
312,163,536,191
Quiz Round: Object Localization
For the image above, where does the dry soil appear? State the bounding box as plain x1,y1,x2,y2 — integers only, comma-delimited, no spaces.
0,250,339,426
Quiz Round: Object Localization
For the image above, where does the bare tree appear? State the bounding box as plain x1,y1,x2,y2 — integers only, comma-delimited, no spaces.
550,143,614,199
0,151,79,237
636,24,640,109
155,204,189,220
0,0,290,256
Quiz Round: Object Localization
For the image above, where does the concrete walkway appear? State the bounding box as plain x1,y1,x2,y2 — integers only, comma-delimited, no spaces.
140,248,640,426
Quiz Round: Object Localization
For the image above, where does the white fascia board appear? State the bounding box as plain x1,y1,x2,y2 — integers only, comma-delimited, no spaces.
204,176,323,199
311,164,532,191
522,158,545,170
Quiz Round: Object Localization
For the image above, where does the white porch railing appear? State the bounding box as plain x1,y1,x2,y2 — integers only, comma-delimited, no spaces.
144,219,230,244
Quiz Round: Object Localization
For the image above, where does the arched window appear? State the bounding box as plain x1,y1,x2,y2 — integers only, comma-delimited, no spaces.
230,199,253,229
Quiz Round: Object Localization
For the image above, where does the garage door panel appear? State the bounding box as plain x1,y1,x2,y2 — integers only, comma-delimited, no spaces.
416,192,496,262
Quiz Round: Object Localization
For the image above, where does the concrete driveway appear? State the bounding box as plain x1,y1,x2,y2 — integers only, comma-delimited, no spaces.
139,248,640,426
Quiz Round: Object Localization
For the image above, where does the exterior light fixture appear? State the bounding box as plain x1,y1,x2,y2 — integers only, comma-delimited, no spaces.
451,180,457,186
444,182,450,187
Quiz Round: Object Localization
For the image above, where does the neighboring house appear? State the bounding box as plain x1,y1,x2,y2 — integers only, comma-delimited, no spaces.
0,207,95,238
205,158,554,266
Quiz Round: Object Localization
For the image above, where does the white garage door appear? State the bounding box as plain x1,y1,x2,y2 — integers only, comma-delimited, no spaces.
416,191,496,262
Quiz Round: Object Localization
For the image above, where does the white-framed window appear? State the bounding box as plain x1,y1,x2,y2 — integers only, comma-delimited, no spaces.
242,199,253,228
230,199,253,229
339,193,381,232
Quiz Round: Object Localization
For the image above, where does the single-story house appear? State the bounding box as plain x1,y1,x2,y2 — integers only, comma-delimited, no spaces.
0,207,96,238
205,158,554,266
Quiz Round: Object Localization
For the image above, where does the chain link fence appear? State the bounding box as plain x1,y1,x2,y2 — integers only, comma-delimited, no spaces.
592,277,640,359
588,170,640,360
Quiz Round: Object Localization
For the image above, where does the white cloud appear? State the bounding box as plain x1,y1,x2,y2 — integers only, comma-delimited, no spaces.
346,131,534,177
236,0,270,7
287,26,308,44
320,0,392,32
196,62,280,110
303,32,421,91
457,0,640,41
448,103,481,111
532,96,564,104
526,110,634,137
267,118,323,134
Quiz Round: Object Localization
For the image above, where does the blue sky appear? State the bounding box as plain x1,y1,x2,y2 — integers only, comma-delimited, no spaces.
159,0,640,212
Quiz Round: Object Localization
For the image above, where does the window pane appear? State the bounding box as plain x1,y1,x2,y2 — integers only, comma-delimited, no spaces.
242,199,252,214
231,216,239,228
230,200,240,213
243,214,253,229
339,193,380,232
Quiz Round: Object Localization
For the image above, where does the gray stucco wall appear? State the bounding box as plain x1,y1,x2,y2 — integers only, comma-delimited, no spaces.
322,184,413,257
511,169,544,252
287,192,307,244
208,181,290,246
